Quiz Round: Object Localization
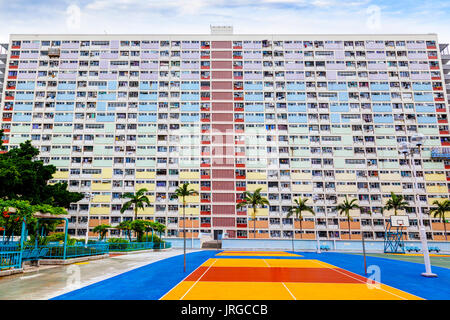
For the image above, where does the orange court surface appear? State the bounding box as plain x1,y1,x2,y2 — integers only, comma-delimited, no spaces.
161,250,422,300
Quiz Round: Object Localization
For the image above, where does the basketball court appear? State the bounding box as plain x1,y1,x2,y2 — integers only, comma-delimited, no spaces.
161,250,421,300
51,248,449,300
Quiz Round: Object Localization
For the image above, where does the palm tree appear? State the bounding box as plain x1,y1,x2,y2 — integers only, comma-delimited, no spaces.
236,188,270,239
116,220,133,242
337,196,360,240
120,188,151,221
382,192,409,216
286,197,315,252
430,199,450,241
153,221,167,239
172,182,198,272
92,224,111,241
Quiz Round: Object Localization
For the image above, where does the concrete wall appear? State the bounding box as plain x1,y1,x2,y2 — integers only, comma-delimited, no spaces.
222,239,450,253
162,238,202,249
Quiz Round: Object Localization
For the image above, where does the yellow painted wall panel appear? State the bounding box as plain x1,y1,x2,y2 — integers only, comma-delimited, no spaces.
92,195,111,203
137,207,155,215
380,185,403,193
90,207,110,215
179,171,200,179
135,183,155,191
291,184,313,192
336,185,357,192
91,183,112,191
179,196,199,203
178,207,200,215
247,184,268,192
335,173,356,181
426,185,448,193
291,172,312,180
101,168,113,179
136,171,156,179
424,174,446,181
247,172,267,180
248,208,269,216
53,171,69,179
379,173,401,181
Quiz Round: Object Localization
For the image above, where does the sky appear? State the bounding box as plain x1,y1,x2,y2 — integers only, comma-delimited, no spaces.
0,0,449,43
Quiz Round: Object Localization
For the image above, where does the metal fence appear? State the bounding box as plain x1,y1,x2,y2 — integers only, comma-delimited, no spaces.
41,243,110,259
0,251,21,270
108,241,171,252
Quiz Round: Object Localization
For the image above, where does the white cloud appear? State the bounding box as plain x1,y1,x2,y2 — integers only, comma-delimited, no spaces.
66,4,82,30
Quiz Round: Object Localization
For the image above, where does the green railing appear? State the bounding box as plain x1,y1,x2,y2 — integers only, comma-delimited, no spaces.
23,243,110,259
0,251,21,270
0,244,21,252
108,241,171,252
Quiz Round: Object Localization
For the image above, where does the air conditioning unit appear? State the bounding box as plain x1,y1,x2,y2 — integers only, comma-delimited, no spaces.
48,47,60,57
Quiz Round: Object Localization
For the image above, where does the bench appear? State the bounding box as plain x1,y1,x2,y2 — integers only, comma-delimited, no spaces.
22,247,49,261
405,246,420,252
428,246,440,253
320,245,331,251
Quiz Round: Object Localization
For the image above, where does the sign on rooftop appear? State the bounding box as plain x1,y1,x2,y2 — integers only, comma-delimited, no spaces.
210,25,233,35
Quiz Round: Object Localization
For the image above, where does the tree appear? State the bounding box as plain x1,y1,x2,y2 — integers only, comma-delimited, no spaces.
93,224,111,241
337,196,360,240
0,199,67,244
120,188,151,221
172,182,198,272
153,221,167,239
236,188,270,239
0,199,35,243
0,139,83,208
286,197,315,251
383,192,409,216
430,200,450,241
130,220,151,242
116,220,133,242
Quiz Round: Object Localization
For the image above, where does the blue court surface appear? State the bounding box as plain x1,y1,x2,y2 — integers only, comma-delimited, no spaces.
52,250,450,300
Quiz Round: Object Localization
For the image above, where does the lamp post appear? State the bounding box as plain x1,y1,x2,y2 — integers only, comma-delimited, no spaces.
84,193,93,245
315,216,321,253
398,135,437,277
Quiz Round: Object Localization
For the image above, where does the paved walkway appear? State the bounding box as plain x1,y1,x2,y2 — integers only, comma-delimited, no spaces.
0,249,187,300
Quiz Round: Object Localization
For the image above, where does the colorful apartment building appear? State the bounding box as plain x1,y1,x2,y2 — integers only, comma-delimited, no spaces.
1,33,449,242
0,43,7,106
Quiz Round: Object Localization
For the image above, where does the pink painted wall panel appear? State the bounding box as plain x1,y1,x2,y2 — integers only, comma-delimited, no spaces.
213,193,235,203
212,146,234,156
212,61,232,69
212,92,233,100
212,181,235,190
212,81,233,90
212,158,234,167
212,102,233,111
212,51,232,59
212,124,233,131
212,169,234,179
212,113,233,121
212,134,234,144
212,70,232,79
212,41,232,49
213,217,235,226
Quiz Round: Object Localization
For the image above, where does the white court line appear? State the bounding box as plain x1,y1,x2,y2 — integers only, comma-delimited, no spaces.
159,258,215,300
262,259,271,268
312,260,418,300
282,282,297,300
179,259,218,300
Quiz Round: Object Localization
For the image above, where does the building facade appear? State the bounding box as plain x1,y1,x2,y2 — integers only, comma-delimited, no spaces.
1,33,449,241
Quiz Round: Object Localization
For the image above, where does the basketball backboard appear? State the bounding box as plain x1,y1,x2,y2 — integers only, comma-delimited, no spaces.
390,215,410,227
